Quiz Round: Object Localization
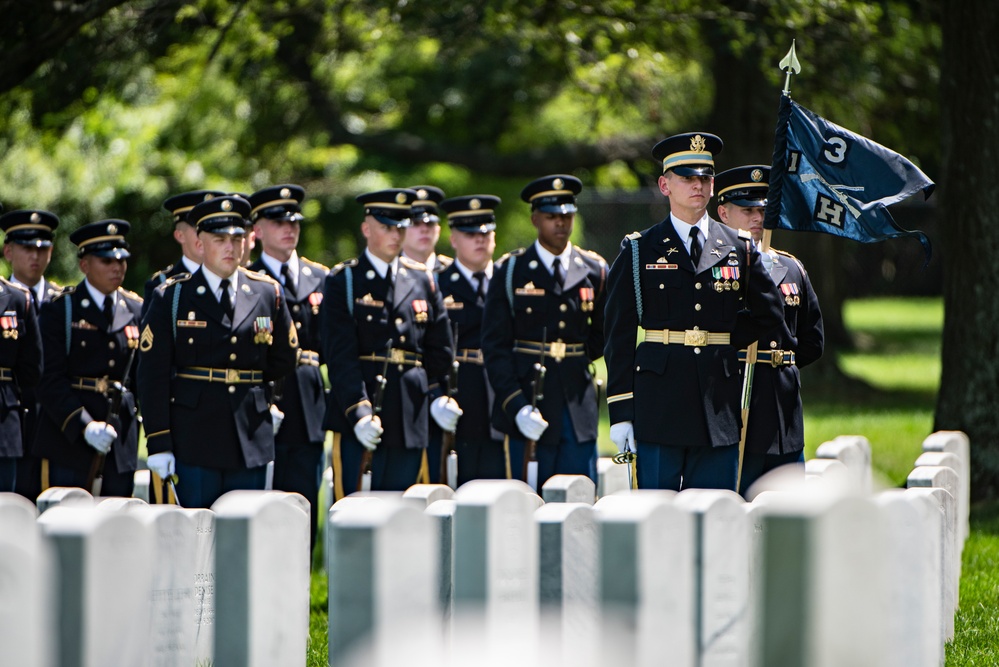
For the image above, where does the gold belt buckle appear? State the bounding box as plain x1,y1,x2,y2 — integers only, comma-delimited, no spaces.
389,348,407,364
684,329,707,347
226,368,240,384
770,350,784,367
95,377,109,394
548,341,567,362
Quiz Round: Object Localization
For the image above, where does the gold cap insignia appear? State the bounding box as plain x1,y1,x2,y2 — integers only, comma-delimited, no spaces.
690,134,706,152
395,192,407,204
203,193,214,201
221,200,232,211
280,187,291,198
30,213,40,223
107,223,118,235
417,189,428,199
751,169,763,182
470,198,481,210
553,178,564,190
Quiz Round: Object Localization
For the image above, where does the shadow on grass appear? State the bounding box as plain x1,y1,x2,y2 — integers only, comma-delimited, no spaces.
802,370,936,412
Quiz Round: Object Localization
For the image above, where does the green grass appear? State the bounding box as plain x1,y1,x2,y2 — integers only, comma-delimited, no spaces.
305,296,994,666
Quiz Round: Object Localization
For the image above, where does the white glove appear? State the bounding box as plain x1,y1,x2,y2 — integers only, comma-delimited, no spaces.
83,421,117,454
515,405,548,441
610,421,636,454
147,452,176,479
430,396,463,432
353,414,383,451
270,404,285,435
761,251,775,274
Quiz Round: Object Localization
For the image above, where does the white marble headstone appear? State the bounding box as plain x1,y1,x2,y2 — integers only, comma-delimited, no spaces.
815,436,872,494
329,499,439,666
675,489,749,666
0,493,54,667
426,499,457,628
186,508,216,666
542,475,596,504
211,490,310,667
595,490,695,667
36,486,93,514
403,483,455,508
904,486,956,641
596,457,630,498
922,430,970,543
453,480,540,659
536,502,598,663
39,506,154,667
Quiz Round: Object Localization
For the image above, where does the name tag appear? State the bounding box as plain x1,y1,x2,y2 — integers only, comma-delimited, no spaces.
645,263,678,270
71,320,98,330
177,320,207,328
515,287,545,296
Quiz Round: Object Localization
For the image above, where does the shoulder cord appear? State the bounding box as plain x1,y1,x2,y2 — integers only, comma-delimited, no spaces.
505,255,516,317
171,283,183,341
630,238,643,324
345,265,354,316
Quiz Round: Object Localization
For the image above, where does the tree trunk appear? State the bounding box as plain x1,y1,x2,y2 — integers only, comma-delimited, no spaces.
935,1,999,501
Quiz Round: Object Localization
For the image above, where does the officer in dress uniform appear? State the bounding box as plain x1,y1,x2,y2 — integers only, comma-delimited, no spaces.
34,220,144,496
604,133,785,491
0,207,43,492
138,195,298,508
248,184,329,550
713,165,824,495
0,209,59,499
402,186,453,276
143,190,225,317
320,188,456,500
434,194,506,484
481,175,608,489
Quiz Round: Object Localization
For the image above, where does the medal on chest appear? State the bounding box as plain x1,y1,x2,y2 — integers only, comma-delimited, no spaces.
579,286,595,312
125,324,140,349
711,266,740,292
780,282,801,306
412,299,429,323
254,316,274,344
0,311,18,339
308,291,323,315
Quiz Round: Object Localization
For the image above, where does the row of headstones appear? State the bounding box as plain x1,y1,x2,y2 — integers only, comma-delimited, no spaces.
327,430,970,667
0,488,312,667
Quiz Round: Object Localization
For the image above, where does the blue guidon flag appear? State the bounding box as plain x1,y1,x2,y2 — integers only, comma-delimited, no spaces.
765,94,935,261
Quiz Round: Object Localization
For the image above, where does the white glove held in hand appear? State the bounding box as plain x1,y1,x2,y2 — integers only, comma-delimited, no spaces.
83,421,117,454
146,452,176,479
515,406,548,441
353,415,383,451
270,404,285,435
610,422,636,454
430,396,463,432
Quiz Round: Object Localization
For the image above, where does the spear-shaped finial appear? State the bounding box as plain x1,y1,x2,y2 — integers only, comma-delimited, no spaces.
779,40,801,94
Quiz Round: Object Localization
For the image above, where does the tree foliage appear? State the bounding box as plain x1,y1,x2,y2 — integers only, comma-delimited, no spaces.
0,0,939,298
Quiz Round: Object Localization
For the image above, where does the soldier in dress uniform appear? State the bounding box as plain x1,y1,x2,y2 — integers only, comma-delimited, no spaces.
604,133,784,492
320,188,456,499
713,165,824,494
34,220,143,496
248,184,329,550
0,209,60,499
143,190,225,317
434,194,506,484
481,175,608,489
0,208,44,492
402,185,452,276
138,195,298,508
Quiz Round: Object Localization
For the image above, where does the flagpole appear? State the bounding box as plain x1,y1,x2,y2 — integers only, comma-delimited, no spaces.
735,41,799,495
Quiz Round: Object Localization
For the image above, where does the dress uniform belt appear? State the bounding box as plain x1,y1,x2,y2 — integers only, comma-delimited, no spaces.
297,350,320,367
738,349,796,367
175,367,264,384
455,349,484,364
358,349,423,367
0,368,12,382
71,376,119,393
643,329,731,346
513,340,585,362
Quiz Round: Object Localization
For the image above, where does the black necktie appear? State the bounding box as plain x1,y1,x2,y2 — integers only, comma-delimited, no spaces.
552,259,564,295
219,278,233,320
473,271,487,305
281,263,297,299
29,288,38,311
688,227,702,267
385,264,394,303
102,296,114,329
